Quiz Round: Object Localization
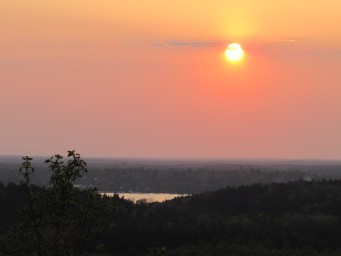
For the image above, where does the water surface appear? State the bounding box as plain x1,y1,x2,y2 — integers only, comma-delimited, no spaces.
100,192,184,202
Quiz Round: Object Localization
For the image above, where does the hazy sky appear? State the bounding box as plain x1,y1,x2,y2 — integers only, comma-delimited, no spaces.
1,0,341,159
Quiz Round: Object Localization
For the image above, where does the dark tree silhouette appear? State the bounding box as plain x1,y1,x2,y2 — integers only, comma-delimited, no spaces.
2,151,115,256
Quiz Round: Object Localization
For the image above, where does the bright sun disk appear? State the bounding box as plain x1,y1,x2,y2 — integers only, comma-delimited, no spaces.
225,43,244,62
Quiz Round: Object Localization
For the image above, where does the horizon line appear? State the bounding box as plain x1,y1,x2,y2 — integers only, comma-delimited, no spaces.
1,154,341,163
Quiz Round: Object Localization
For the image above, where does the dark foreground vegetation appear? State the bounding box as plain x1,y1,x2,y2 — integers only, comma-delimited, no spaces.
1,153,341,255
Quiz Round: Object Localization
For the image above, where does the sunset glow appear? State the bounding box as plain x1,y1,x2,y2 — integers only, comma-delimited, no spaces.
1,0,341,159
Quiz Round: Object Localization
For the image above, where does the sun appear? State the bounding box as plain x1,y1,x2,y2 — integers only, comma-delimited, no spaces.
225,43,244,62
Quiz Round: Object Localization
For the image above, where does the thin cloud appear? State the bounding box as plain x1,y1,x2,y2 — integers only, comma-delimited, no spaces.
154,39,299,51
168,40,226,47
153,38,341,56
153,40,228,48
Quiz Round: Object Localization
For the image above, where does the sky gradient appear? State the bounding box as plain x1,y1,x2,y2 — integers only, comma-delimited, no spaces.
1,0,341,159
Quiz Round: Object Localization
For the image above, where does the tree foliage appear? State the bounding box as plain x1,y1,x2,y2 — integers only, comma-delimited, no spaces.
2,151,115,256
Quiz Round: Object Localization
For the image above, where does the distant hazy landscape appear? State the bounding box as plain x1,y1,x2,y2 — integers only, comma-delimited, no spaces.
2,156,341,194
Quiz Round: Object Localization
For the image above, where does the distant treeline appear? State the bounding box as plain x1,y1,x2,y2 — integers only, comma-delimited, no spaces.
2,159,341,193
1,179,341,255
85,167,316,193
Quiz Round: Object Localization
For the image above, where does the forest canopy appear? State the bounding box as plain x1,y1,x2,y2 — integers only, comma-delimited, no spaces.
0,153,341,255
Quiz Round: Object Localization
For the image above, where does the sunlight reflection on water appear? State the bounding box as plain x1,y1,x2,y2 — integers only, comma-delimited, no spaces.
100,192,185,202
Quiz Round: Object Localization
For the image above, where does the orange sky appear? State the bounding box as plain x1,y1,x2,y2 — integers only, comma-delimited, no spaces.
1,0,341,158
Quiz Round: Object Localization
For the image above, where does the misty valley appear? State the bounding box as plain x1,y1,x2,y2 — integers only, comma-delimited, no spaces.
1,157,341,194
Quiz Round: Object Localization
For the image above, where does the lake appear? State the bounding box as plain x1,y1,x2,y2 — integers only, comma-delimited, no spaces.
100,192,185,202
